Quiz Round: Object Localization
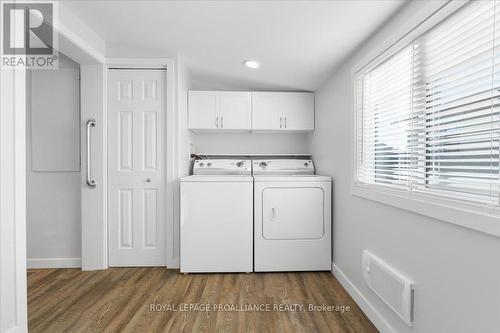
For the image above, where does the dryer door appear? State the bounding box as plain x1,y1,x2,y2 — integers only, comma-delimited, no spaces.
262,187,324,239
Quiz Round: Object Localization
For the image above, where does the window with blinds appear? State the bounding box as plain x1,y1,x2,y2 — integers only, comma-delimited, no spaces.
356,0,500,206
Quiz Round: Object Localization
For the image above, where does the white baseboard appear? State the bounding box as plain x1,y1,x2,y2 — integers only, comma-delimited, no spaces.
332,263,396,333
27,258,81,269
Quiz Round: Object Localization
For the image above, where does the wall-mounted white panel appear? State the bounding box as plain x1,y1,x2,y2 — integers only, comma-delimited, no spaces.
27,53,82,269
30,67,80,171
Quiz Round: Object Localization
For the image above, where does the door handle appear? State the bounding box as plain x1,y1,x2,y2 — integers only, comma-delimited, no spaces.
86,118,97,189
216,116,219,128
271,207,276,220
145,177,152,183
284,117,287,128
221,116,224,128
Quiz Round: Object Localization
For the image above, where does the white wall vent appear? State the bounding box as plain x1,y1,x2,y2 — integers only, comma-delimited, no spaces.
362,250,415,326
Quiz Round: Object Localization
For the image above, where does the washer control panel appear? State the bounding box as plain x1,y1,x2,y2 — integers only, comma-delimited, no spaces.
253,159,314,175
193,159,251,175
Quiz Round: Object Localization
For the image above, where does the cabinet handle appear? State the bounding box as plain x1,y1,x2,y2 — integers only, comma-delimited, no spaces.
271,207,276,220
280,117,282,129
216,116,219,128
221,116,224,128
285,117,287,128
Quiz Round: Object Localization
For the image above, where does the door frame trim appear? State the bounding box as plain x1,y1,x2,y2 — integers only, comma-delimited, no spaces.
105,58,177,268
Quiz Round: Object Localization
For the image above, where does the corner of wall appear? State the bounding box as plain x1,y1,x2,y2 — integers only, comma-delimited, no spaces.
170,55,193,268
58,3,106,62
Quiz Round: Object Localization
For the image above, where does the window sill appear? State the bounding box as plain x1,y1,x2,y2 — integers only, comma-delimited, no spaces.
351,183,500,237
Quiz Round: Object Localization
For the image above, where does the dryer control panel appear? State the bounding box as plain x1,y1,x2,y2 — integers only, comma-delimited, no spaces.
253,159,314,175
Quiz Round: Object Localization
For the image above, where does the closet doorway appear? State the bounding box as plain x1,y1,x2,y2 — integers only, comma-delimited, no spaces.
107,69,167,266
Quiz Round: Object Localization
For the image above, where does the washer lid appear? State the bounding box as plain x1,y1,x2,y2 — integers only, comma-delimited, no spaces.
181,175,253,182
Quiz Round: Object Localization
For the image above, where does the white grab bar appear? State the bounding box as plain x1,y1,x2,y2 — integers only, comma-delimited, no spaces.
86,118,97,189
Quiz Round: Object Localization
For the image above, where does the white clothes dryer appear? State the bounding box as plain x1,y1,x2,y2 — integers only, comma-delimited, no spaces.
253,159,332,271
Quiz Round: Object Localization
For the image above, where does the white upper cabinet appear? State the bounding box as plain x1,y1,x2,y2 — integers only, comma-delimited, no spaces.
188,91,314,132
217,92,252,130
188,91,251,131
188,91,217,130
252,92,314,131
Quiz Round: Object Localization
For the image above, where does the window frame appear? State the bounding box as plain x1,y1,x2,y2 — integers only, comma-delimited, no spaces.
351,0,500,237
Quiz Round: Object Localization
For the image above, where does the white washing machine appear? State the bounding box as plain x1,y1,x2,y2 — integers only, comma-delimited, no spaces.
180,159,253,273
253,159,331,272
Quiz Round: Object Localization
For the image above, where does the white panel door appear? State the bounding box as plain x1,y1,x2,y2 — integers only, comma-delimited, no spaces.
188,91,217,129
108,70,166,266
262,187,324,239
217,92,251,130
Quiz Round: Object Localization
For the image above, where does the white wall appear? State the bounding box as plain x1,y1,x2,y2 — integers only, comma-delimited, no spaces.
26,55,82,268
59,3,106,62
310,1,500,333
193,133,309,155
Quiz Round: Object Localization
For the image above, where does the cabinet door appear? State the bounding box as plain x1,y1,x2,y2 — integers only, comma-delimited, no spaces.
252,92,314,131
281,93,314,131
251,92,285,130
217,92,251,130
188,91,217,129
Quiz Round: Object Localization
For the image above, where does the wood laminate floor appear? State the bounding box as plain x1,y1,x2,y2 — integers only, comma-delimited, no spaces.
27,268,378,333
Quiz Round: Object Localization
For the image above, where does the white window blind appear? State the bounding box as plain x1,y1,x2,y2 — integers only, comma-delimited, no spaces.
357,0,500,206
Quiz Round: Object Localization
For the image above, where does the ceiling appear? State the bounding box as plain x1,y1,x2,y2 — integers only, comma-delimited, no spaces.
63,1,406,91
